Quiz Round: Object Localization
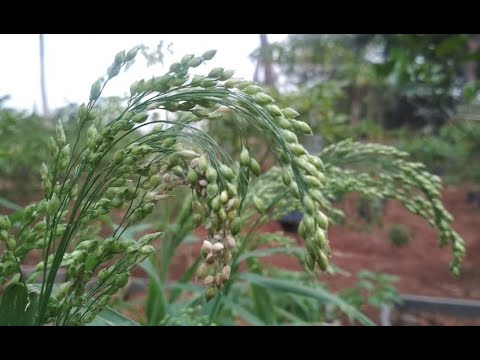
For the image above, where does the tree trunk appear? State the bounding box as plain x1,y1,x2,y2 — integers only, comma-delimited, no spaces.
351,90,361,125
39,34,49,117
465,34,480,83
255,34,275,86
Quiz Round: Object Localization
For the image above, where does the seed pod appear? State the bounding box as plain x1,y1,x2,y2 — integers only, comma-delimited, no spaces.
226,183,238,197
239,148,251,166
47,194,60,216
56,120,66,145
204,275,214,285
187,57,203,68
267,104,282,117
0,216,11,230
114,50,126,66
308,156,325,171
253,195,266,214
115,273,130,288
303,195,316,214
210,196,221,212
202,49,217,60
205,286,216,301
223,250,233,262
225,235,236,249
282,108,300,119
205,252,215,264
253,93,274,105
281,130,298,144
207,183,219,198
149,174,162,188
214,273,223,287
220,190,229,204
186,169,198,185
206,167,218,182
181,54,194,65
219,70,234,81
213,242,224,252
48,136,59,156
89,79,103,102
219,164,234,181
192,201,203,215
113,149,125,163
229,217,242,235
198,157,209,173
277,172,291,188
226,197,238,211
200,79,217,88
292,120,312,135
6,237,16,251
201,240,213,254
314,228,326,248
289,143,307,156
301,215,315,235
243,85,263,95
305,175,322,188
193,214,203,227
277,117,293,130
179,150,199,160
317,250,329,271
126,47,139,61
249,158,261,176
314,211,328,231
140,245,155,255
196,262,209,279
227,209,237,221
236,80,253,90
169,62,183,73
305,252,315,271
189,158,200,169
171,165,184,177
289,182,299,198
218,207,227,221
208,67,224,79
221,266,231,281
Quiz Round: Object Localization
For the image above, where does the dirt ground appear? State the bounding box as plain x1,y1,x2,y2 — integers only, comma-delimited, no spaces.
321,183,480,300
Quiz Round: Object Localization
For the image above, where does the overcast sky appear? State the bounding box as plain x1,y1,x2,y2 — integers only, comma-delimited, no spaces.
0,34,287,113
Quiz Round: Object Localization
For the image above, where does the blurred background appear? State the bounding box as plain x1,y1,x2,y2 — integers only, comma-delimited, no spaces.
1,34,480,325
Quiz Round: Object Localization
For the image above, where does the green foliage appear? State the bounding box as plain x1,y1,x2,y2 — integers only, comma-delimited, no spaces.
395,119,480,183
86,307,140,326
0,106,53,197
340,270,401,309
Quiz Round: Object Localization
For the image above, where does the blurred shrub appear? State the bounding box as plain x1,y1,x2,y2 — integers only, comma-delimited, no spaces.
388,224,411,247
395,120,480,183
0,104,53,198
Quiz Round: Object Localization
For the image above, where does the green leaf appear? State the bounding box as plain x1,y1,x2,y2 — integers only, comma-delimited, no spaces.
140,258,169,325
0,196,21,211
236,246,304,263
221,297,266,326
238,273,374,326
87,307,139,326
0,283,39,325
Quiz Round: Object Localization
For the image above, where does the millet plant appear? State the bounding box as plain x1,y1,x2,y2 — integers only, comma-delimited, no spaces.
0,46,465,326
